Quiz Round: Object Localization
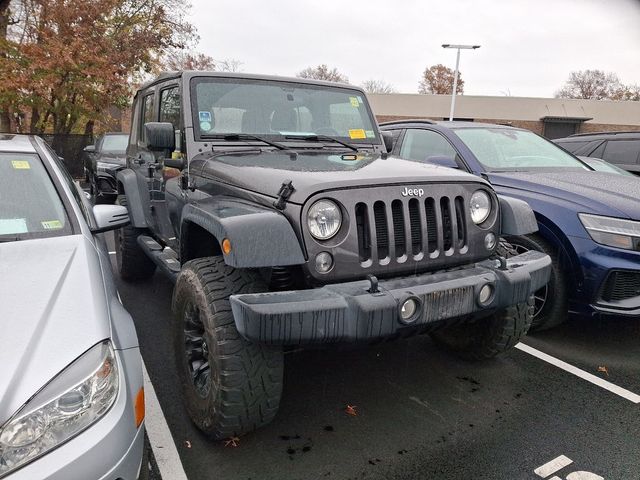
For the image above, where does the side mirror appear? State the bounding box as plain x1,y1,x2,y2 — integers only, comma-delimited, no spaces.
381,131,394,153
83,145,95,153
144,122,175,151
425,155,459,169
91,204,129,233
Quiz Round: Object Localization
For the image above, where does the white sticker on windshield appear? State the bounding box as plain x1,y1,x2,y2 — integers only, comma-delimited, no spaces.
198,111,212,122
357,96,363,104
0,218,28,235
200,121,212,131
365,130,375,138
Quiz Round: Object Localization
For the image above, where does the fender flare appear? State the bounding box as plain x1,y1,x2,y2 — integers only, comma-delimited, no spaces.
116,168,148,228
498,195,538,235
181,197,306,268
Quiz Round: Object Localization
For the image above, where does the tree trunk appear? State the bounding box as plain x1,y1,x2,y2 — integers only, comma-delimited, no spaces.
0,0,12,132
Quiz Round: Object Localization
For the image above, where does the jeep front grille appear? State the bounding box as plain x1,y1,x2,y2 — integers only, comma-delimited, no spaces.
355,195,468,266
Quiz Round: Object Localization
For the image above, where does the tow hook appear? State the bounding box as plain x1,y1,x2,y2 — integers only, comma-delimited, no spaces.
367,274,380,294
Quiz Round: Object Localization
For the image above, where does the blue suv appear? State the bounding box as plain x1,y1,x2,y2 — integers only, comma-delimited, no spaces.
381,120,640,330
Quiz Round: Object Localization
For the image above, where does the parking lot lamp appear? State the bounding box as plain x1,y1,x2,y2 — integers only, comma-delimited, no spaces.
442,44,480,121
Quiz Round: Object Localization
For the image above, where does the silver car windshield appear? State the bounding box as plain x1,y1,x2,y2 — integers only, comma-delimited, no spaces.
0,153,71,241
191,77,379,143
455,128,590,171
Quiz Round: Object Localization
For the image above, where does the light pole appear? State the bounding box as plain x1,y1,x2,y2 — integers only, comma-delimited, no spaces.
442,44,480,121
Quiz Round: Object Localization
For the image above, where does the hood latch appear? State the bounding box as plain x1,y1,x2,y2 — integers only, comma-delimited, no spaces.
273,180,295,210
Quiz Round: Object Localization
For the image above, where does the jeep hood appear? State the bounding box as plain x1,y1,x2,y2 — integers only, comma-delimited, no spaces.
0,235,111,425
193,151,486,204
488,170,640,219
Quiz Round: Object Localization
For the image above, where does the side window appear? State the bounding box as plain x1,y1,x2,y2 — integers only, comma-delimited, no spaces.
140,93,155,140
399,129,458,163
159,87,181,129
602,140,640,165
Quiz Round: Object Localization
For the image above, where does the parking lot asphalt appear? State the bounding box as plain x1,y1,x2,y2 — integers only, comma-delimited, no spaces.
105,233,640,480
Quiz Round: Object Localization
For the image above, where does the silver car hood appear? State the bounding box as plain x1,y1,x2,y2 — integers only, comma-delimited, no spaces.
0,234,111,425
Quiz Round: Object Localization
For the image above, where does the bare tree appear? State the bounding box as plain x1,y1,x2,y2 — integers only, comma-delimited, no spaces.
418,64,464,95
297,64,349,83
616,84,640,101
216,58,243,72
361,79,396,94
555,70,624,100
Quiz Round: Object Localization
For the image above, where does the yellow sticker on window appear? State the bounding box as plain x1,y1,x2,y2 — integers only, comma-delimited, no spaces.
349,97,360,108
41,220,63,230
12,160,30,169
348,129,366,140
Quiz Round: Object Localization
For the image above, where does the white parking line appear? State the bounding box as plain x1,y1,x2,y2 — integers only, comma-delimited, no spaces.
516,342,640,404
142,361,189,480
534,454,573,477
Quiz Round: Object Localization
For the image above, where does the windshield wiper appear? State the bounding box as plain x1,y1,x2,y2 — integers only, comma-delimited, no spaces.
207,133,290,150
0,236,21,243
286,134,359,152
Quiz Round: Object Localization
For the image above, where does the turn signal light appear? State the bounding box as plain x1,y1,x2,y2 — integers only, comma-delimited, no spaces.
134,387,145,428
222,238,232,255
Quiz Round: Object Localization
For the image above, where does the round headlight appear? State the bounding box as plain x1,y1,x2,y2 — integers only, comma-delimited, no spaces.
470,190,491,224
307,200,342,240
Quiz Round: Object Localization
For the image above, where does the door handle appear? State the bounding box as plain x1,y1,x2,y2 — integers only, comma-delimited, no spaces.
136,154,145,165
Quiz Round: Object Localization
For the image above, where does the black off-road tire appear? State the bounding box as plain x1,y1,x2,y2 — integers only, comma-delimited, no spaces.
502,233,568,331
431,296,534,361
172,256,284,440
114,195,156,280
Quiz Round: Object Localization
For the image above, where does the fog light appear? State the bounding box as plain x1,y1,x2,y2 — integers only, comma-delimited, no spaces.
315,252,333,273
400,298,418,323
484,233,497,250
478,284,494,305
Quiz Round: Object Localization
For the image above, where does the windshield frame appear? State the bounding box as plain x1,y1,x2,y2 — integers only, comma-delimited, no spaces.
189,76,382,147
452,126,593,172
0,140,79,242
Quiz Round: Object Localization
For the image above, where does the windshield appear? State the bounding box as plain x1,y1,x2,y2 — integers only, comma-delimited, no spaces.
101,134,129,152
0,153,71,241
454,128,589,171
191,77,380,144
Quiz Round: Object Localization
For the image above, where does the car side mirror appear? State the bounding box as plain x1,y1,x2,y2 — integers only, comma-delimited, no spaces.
144,122,175,151
83,145,95,153
425,155,459,169
381,131,394,153
91,204,129,233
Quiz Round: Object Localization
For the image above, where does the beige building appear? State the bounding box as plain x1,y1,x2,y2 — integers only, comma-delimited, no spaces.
368,93,640,139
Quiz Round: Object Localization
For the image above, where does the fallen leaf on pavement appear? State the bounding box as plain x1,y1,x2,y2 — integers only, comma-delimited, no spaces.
184,440,192,449
224,436,240,447
345,405,358,416
597,366,609,376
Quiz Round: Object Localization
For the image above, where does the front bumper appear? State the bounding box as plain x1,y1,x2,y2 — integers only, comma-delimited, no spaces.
568,235,640,318
8,348,144,480
230,251,551,345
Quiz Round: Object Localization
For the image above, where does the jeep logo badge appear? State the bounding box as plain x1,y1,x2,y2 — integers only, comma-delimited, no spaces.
401,187,424,197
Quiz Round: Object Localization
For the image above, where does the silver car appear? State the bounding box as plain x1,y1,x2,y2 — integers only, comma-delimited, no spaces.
0,135,145,479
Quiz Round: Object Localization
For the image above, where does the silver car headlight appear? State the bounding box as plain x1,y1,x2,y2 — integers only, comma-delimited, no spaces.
579,213,640,250
470,190,491,225
96,161,114,172
307,199,342,240
0,341,119,476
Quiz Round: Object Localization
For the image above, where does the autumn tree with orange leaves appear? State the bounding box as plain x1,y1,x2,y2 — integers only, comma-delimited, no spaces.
0,0,197,134
418,64,464,95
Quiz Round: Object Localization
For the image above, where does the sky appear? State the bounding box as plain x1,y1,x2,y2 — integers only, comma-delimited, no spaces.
188,0,640,98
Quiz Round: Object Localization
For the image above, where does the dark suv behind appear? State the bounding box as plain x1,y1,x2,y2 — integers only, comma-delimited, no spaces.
554,131,640,175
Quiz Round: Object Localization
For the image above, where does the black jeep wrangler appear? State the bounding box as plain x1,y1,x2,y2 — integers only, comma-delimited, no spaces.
115,72,551,440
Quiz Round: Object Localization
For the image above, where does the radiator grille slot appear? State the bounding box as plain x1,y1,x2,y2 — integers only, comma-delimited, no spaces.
373,201,388,259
